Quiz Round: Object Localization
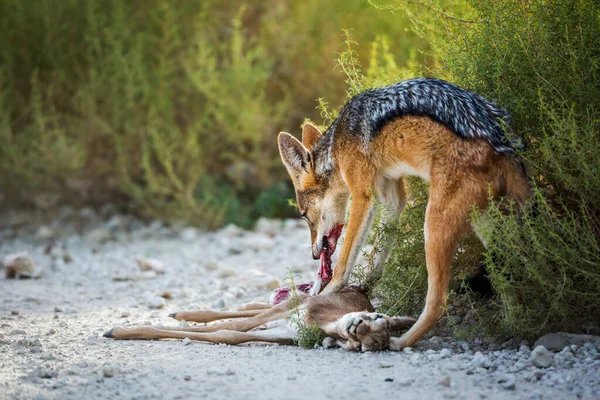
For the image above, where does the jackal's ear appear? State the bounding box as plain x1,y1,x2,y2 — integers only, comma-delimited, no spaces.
389,316,417,332
278,132,310,180
301,122,322,151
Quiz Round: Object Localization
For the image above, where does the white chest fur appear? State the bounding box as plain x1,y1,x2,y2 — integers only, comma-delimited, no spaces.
383,162,430,181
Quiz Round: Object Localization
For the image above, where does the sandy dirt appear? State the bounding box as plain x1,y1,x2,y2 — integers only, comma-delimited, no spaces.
0,209,598,400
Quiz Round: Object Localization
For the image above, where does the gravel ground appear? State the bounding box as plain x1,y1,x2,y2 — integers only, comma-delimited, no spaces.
1,208,599,400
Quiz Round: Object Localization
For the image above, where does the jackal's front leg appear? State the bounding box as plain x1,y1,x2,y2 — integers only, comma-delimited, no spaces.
321,192,375,295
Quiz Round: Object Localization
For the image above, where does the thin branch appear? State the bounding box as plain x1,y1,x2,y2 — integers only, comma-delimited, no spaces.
370,0,483,24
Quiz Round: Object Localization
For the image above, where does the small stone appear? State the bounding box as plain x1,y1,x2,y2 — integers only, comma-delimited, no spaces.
519,344,530,354
502,339,518,349
219,224,243,238
440,348,452,359
36,226,55,240
178,321,190,328
135,256,166,274
9,329,26,335
46,243,72,263
439,376,451,387
30,347,42,353
3,252,37,279
530,345,553,368
535,332,600,351
384,377,394,382
160,290,172,299
497,374,516,390
33,368,58,379
409,353,422,365
218,269,238,278
64,307,78,314
86,228,113,243
429,336,443,349
121,311,130,318
205,260,219,271
211,299,226,309
102,366,114,378
11,310,19,315
147,295,166,309
54,307,63,313
184,375,191,381
47,329,57,335
472,352,492,369
488,343,502,352
78,360,88,368
139,270,157,280
183,338,192,345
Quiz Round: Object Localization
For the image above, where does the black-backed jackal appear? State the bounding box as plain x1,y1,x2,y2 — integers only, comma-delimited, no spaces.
278,78,531,349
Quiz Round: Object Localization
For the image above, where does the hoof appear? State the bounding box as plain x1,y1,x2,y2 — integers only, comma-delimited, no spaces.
168,313,176,318
103,328,114,338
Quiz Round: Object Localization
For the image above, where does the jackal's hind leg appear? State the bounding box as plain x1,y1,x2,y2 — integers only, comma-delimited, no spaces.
392,183,485,349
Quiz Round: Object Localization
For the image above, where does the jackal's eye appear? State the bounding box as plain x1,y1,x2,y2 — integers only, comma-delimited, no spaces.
300,211,307,219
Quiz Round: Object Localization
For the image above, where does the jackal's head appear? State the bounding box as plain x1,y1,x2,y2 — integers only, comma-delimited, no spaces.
278,123,349,268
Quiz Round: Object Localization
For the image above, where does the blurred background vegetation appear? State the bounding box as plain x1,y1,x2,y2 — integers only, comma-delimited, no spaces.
1,0,598,340
0,0,426,228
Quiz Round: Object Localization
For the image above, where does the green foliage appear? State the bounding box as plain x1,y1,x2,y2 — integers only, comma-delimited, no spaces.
284,271,327,348
0,0,424,227
294,321,327,349
474,190,600,338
